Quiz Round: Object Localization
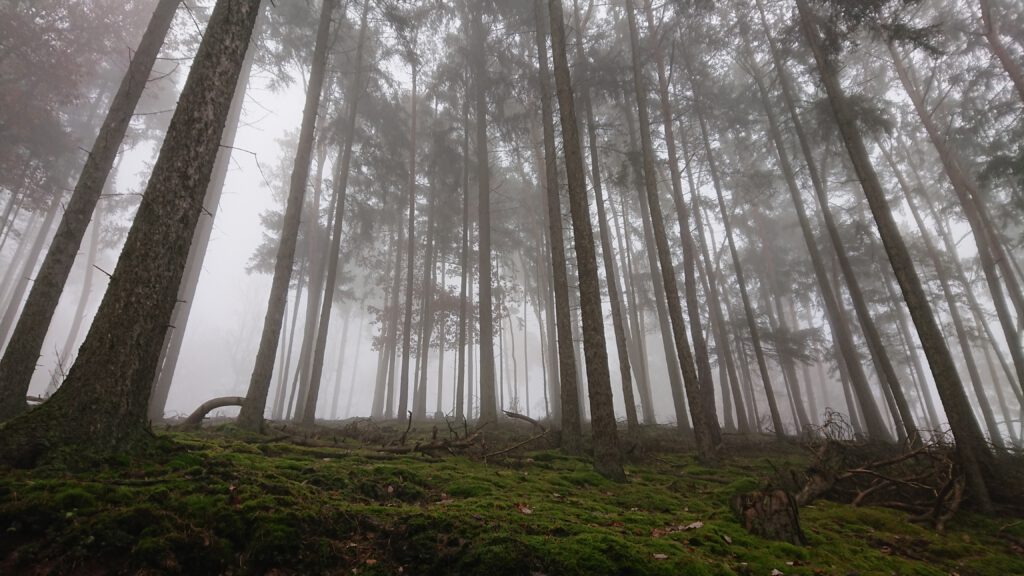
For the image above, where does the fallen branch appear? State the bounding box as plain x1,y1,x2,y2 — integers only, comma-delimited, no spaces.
484,430,548,460
502,410,546,432
178,396,245,431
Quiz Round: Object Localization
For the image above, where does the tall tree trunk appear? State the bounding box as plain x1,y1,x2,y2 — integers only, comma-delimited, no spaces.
890,44,1024,388
0,0,263,461
413,178,438,420
620,95,689,432
642,0,722,443
549,0,624,480
371,228,398,419
887,148,1006,447
471,2,497,424
623,0,713,457
298,0,369,426
684,47,783,441
533,0,581,450
60,200,104,365
455,75,472,421
0,0,181,420
797,0,992,510
397,52,420,425
329,305,354,419
610,182,655,424
572,0,638,435
239,0,332,431
149,40,256,420
272,258,307,420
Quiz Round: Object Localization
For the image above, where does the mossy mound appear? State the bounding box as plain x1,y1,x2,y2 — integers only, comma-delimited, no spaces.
1,428,1022,575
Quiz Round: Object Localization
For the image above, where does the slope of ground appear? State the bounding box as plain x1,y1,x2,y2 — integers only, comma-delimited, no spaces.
1,425,1022,575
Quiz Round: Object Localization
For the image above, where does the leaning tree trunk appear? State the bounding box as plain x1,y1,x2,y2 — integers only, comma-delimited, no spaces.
471,2,498,424
643,0,722,444
298,0,368,426
148,32,256,421
533,0,581,451
889,44,1024,394
572,0,638,435
0,0,181,421
684,46,784,441
239,0,332,431
797,0,992,511
0,0,263,463
624,0,714,458
887,148,1006,448
549,0,624,481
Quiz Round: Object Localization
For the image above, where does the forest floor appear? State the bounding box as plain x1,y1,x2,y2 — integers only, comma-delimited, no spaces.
1,420,1022,575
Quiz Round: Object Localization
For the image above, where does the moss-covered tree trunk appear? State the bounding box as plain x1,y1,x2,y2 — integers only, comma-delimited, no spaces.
0,0,263,464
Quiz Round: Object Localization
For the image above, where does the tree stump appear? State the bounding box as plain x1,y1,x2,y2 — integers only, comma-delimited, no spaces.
733,490,806,545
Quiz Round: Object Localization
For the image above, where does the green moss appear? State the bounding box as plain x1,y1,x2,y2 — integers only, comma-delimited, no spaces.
1,430,1022,575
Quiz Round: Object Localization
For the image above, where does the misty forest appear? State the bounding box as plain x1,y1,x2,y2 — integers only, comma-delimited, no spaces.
1,0,1023,573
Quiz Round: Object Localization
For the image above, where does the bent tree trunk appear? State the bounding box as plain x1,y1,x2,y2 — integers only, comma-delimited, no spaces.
797,0,993,511
0,0,263,462
238,0,333,431
0,0,181,421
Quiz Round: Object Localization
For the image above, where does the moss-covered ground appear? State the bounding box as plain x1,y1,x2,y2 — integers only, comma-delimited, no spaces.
1,425,1022,575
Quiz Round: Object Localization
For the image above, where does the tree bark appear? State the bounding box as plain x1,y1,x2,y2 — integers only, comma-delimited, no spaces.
624,0,713,457
0,0,181,420
471,2,497,424
550,0,624,480
0,0,263,462
148,31,256,421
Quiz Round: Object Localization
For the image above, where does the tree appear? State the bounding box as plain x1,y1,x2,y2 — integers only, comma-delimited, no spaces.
549,0,624,481
239,0,336,431
0,0,181,420
796,0,993,511
0,0,264,463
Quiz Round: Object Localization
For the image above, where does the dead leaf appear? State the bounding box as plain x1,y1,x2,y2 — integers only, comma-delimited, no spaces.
683,521,704,531
771,569,784,576
516,503,533,515
722,534,733,544
652,553,668,560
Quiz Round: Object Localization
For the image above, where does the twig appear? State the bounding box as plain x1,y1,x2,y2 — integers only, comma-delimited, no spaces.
483,431,548,460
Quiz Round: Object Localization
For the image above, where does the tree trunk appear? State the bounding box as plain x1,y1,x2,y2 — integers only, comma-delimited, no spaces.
745,17,904,441
572,0,638,435
148,34,256,421
887,148,1006,448
533,0,581,450
239,0,332,431
471,2,497,424
890,44,1024,391
455,73,472,421
0,0,181,420
549,0,624,481
59,201,104,366
642,0,722,444
624,0,713,457
298,0,369,426
684,47,783,441
0,0,263,463
797,0,992,511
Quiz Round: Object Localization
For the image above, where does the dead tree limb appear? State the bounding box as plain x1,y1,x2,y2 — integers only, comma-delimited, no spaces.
178,396,245,430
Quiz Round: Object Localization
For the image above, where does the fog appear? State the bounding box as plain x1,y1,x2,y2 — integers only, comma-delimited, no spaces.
1,0,1022,452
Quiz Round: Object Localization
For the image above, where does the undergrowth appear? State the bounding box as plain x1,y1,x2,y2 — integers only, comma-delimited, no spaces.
1,424,1022,575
